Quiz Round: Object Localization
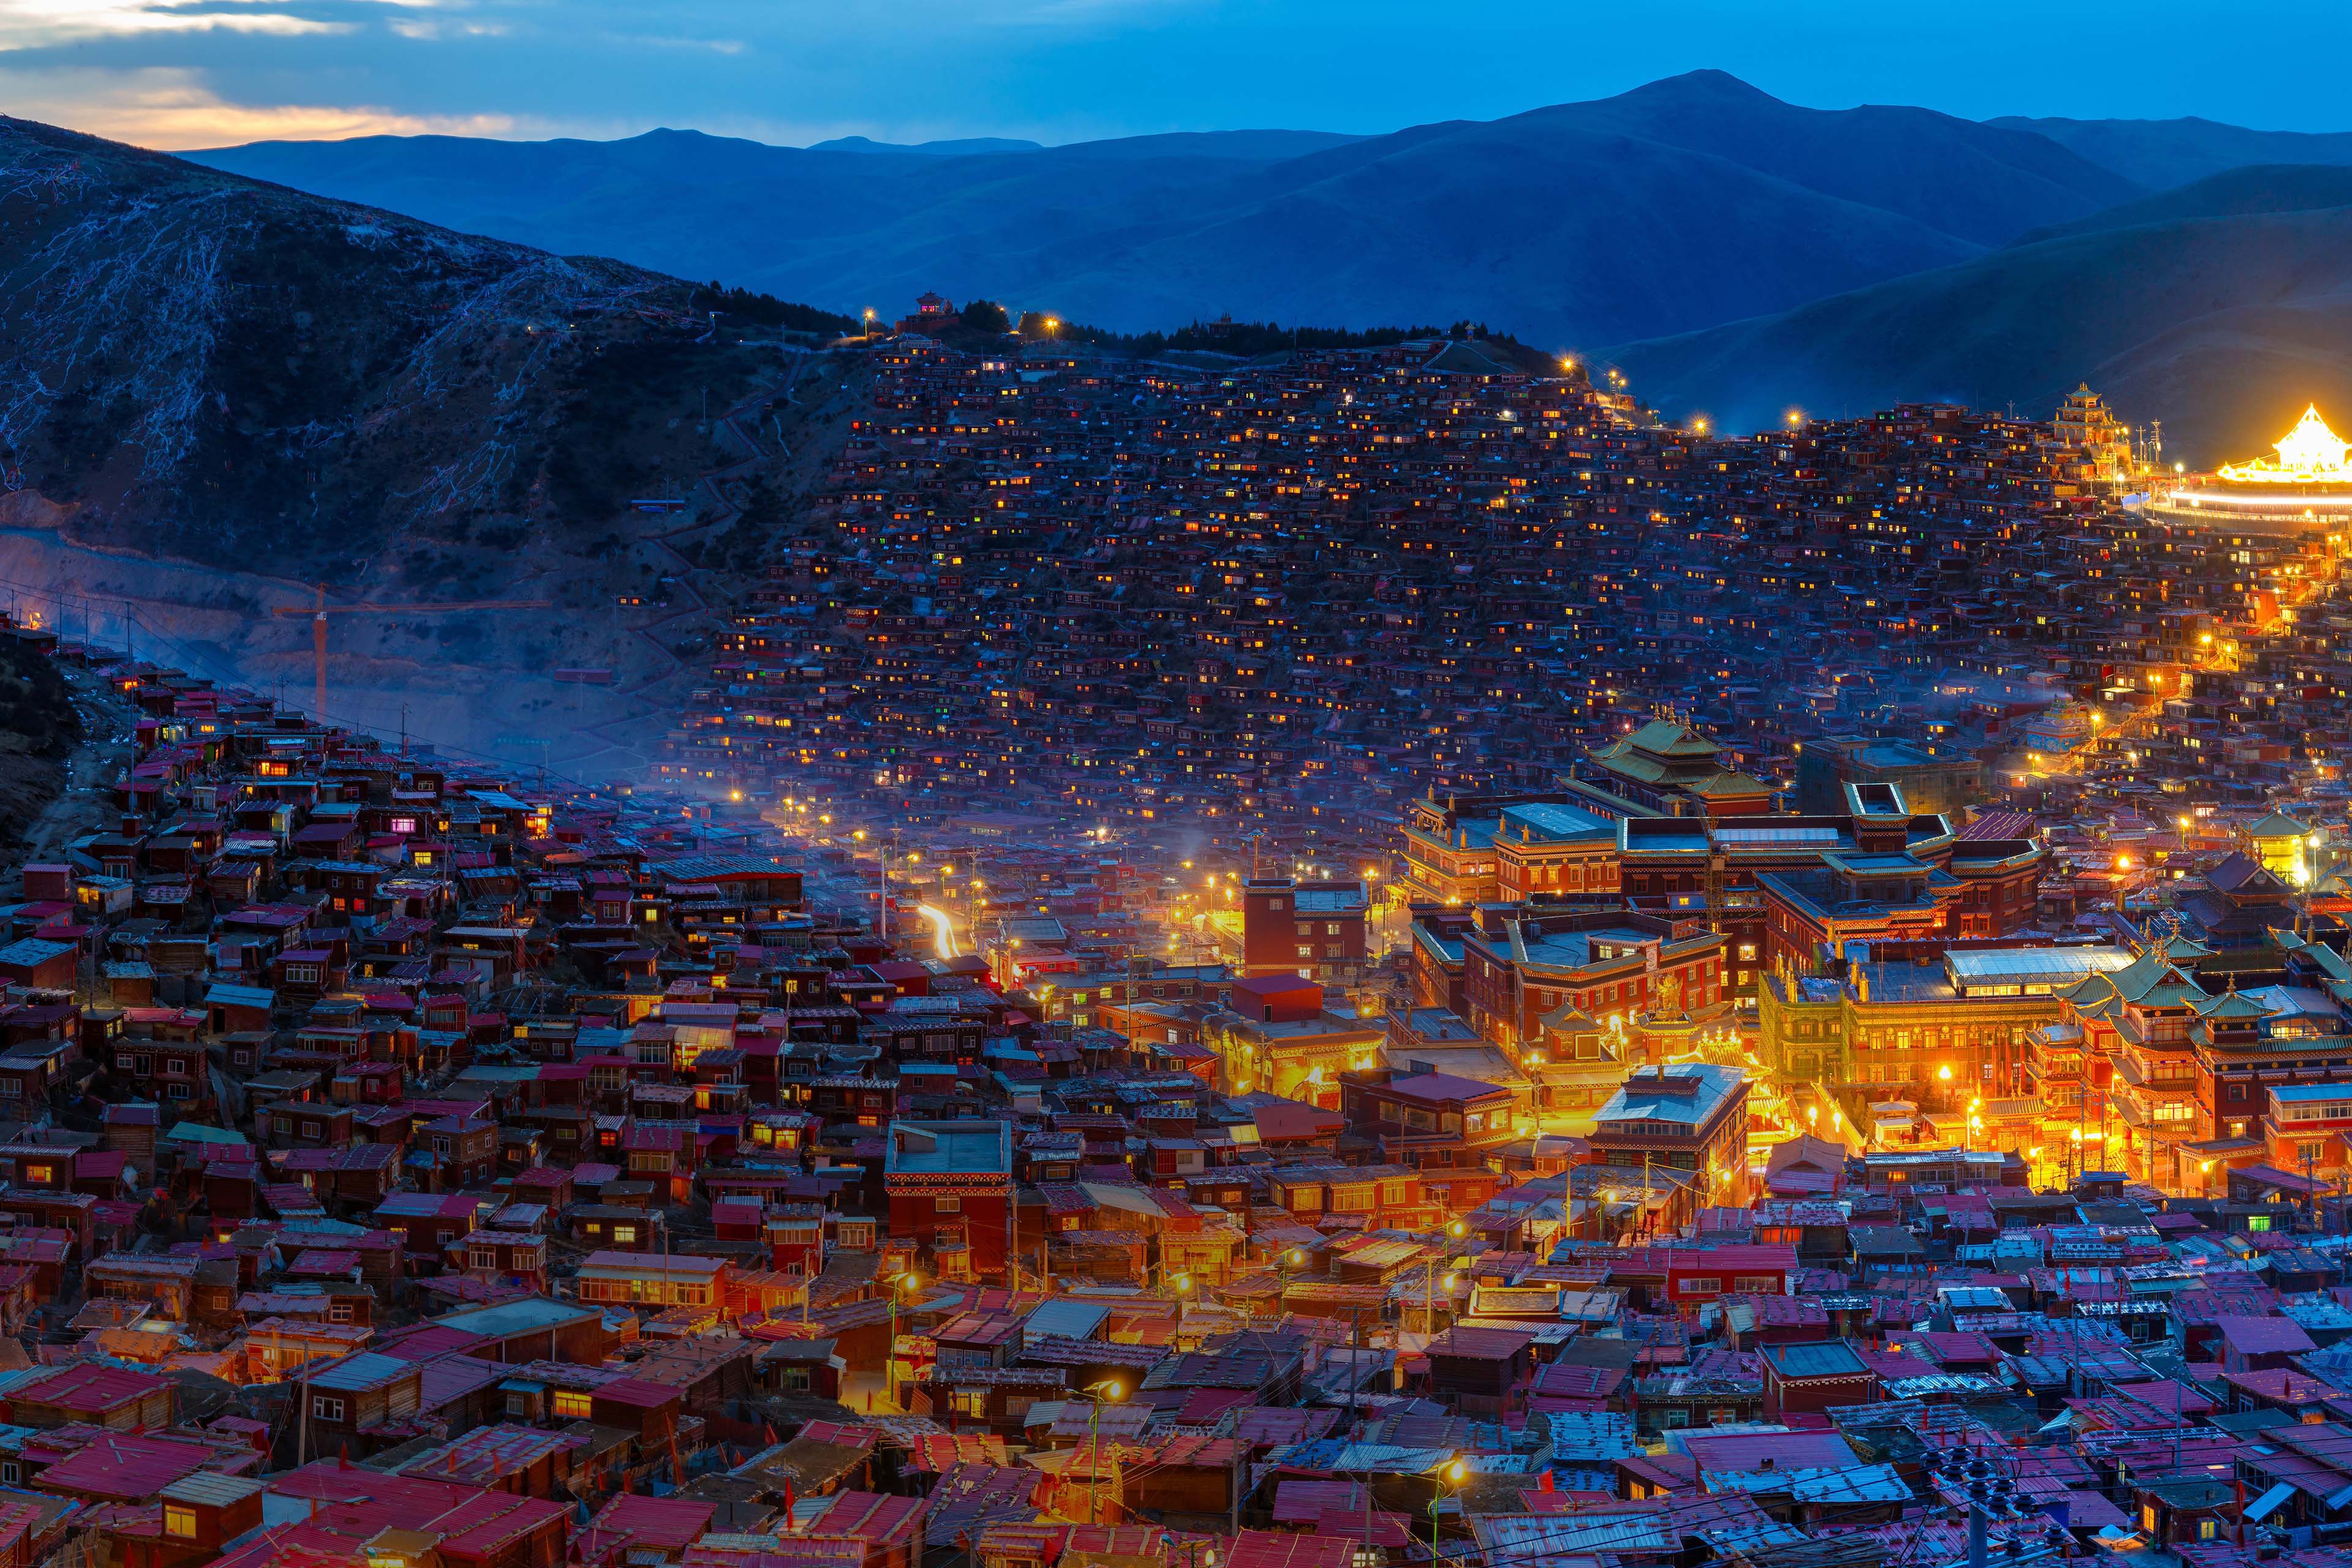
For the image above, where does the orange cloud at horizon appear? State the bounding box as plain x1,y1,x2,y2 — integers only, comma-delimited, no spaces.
0,66,519,150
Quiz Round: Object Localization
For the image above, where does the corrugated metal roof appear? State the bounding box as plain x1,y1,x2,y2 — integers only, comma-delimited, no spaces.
1022,1299,1109,1341
1470,1513,1677,1556
307,1352,414,1393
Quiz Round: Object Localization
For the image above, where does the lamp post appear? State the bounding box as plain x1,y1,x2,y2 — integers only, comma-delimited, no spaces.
883,1269,921,1412
1430,1460,1466,1557
1082,1378,1125,1525
1267,1248,1308,1327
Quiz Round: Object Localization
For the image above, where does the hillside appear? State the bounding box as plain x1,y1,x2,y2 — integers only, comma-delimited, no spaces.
1602,165,2352,466
0,636,82,856
184,72,2141,347
1988,114,2352,190
0,116,862,773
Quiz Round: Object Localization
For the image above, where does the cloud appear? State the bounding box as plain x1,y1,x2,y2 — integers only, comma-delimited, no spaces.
0,0,375,48
387,14,508,39
0,65,516,148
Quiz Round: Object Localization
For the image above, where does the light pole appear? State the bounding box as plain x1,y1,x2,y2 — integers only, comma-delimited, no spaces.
1419,1257,1460,1338
884,1269,921,1412
1430,1460,1466,1556
1082,1378,1125,1524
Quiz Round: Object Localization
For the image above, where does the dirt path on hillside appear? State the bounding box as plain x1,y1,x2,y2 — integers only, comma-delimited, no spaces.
7,668,142,889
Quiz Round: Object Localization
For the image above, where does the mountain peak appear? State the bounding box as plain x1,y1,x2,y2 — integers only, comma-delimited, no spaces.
1619,69,1785,105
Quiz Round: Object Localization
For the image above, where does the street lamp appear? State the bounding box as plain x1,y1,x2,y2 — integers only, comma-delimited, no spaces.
1430,1460,1468,1555
1082,1378,1125,1524
883,1270,922,1411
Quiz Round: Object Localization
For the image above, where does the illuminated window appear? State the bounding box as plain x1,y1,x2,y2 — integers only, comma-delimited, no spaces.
554,1390,594,1420
164,1506,198,1539
612,1225,638,1244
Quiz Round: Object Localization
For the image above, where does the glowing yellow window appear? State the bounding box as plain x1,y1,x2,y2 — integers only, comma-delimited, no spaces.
553,1390,593,1420
164,1507,198,1539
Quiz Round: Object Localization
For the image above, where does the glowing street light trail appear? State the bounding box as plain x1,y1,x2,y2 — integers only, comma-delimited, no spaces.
916,903,958,960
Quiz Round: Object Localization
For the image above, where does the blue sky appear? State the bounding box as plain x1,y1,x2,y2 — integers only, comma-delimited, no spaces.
6,0,2348,151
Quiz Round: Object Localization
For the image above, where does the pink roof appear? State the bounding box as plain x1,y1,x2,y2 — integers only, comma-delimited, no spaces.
252,1465,565,1565
583,1377,679,1410
2221,1368,2340,1402
1250,1099,1343,1142
2217,1315,2318,1355
1379,1071,1513,1104
809,1491,924,1544
582,1494,717,1554
1683,1431,1858,1473
9,1363,166,1413
287,1250,360,1275
1428,1326,1533,1360
1667,1244,1800,1272
1224,1529,1357,1568
371,1323,490,1362
34,1434,208,1499
1273,1478,1360,1523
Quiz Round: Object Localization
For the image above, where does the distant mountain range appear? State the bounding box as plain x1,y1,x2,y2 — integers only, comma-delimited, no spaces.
1605,165,2352,465
187,72,2144,349
1986,116,2352,192
128,73,2352,447
809,135,1047,157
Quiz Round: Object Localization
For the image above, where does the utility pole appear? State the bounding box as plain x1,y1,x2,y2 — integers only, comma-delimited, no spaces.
1347,1305,1360,1431
1125,945,1140,1057
1231,1429,1244,1540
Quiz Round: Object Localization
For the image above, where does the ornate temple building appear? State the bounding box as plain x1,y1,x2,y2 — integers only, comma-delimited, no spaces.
2150,404,2352,533
2052,382,2138,491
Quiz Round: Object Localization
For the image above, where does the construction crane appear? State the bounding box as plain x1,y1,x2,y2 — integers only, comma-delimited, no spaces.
272,584,552,723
